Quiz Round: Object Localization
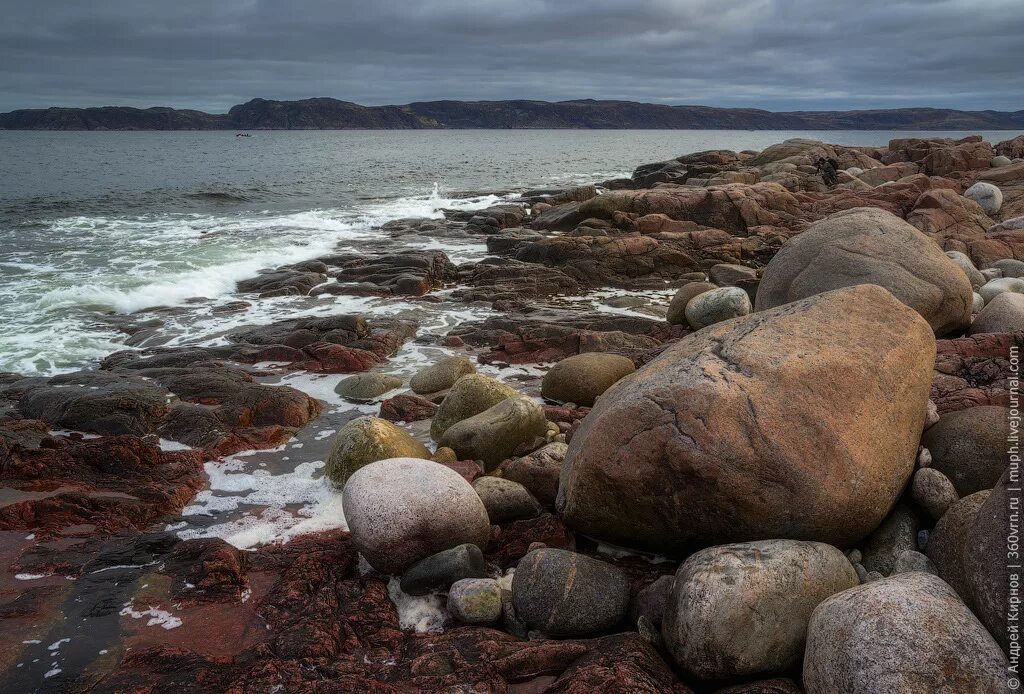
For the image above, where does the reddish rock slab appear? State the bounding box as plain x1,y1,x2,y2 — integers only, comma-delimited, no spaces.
931,331,1023,414
379,394,439,422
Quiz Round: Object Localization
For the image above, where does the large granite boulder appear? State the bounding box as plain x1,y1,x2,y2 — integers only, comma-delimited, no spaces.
802,572,1007,693
755,207,973,335
970,292,1024,334
342,458,491,573
662,540,858,679
921,405,1009,495
409,356,476,395
557,285,935,553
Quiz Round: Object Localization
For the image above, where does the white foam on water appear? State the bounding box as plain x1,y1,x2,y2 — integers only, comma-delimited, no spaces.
387,577,448,634
177,454,347,549
119,603,182,630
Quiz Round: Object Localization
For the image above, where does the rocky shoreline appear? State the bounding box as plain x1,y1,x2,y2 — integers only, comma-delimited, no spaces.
2,133,1024,692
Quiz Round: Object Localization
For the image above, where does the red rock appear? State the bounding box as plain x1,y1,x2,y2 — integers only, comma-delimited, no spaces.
931,331,1023,414
379,394,439,422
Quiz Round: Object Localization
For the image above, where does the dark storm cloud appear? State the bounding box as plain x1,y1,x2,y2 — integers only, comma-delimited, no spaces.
0,0,1021,112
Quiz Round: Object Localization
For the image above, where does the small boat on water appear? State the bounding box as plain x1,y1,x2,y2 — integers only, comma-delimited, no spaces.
235,133,251,137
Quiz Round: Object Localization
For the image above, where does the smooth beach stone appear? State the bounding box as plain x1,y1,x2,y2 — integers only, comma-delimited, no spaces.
802,572,1007,694
666,281,716,325
708,263,757,287
964,181,1003,214
512,548,630,637
334,372,402,400
891,550,936,575
540,352,635,407
684,286,752,329
992,258,1024,278
978,276,1024,304
342,458,491,574
629,574,674,627
448,578,503,624
972,291,986,313
910,467,958,520
409,355,476,394
662,540,858,679
970,291,1024,334
992,155,1013,167
755,207,972,335
472,476,542,523
944,250,985,288
492,442,567,506
859,504,920,577
438,396,548,469
926,491,992,603
921,405,1009,495
430,373,518,441
325,415,430,484
399,543,487,595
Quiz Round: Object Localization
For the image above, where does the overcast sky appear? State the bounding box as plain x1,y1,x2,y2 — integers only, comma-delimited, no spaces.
1,0,1021,113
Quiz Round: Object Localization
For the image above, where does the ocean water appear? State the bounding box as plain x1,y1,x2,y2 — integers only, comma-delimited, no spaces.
2,128,1022,375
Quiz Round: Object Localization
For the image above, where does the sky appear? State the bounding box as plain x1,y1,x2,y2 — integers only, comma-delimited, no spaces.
1,0,1022,113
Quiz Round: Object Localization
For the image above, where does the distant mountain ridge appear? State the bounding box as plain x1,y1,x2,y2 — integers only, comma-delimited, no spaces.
2,98,1023,131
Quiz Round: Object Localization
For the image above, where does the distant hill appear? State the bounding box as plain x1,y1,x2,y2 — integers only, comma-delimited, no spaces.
2,98,1023,131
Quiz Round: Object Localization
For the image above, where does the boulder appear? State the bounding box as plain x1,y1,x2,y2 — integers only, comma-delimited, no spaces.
755,207,972,335
927,491,991,600
492,442,566,506
802,572,1007,693
512,548,630,637
629,574,674,627
378,393,438,422
662,540,858,679
447,578,503,624
921,405,1009,495
558,285,935,553
860,505,920,577
472,476,542,523
438,397,549,469
992,258,1024,278
430,374,518,441
399,543,487,595
541,353,636,407
708,263,758,287
910,468,959,520
334,373,402,400
342,458,491,573
685,286,752,330
409,356,476,395
944,250,985,289
970,291,1024,334
979,277,1024,304
324,416,430,484
964,181,1003,215
667,282,716,326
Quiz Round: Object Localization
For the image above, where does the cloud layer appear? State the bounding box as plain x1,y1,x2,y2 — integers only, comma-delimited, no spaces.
1,0,1021,112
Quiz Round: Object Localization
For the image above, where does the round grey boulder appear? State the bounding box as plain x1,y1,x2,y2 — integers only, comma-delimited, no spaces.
334,373,402,401
921,405,1009,495
964,181,1003,215
325,416,430,485
859,505,920,577
992,258,1024,278
342,458,491,574
978,276,1024,304
970,291,1024,334
910,467,959,520
755,207,973,335
662,540,858,680
430,373,518,441
667,281,716,325
685,286,752,330
399,543,487,595
944,250,985,289
512,548,630,637
992,155,1013,167
493,442,566,506
438,396,549,469
803,572,1007,693
541,353,635,407
892,550,936,575
448,578,503,624
410,356,476,395
972,292,986,314
472,476,542,523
